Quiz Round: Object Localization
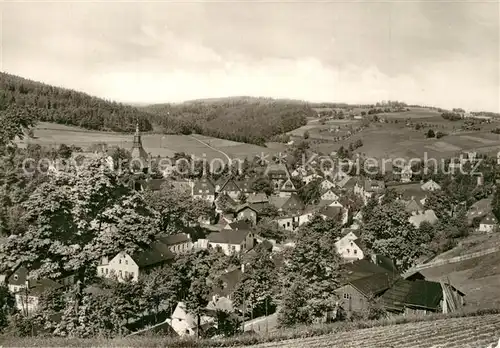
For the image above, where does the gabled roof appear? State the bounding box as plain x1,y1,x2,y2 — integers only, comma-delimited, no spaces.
404,199,424,213
131,242,175,268
319,205,343,219
235,179,254,193
480,213,497,225
227,220,252,231
409,209,438,228
193,177,216,194
281,179,296,192
269,195,289,209
138,179,168,191
170,180,193,193
343,259,392,282
247,192,268,204
264,163,290,177
157,233,191,246
28,278,64,296
207,230,252,245
235,203,259,214
349,272,397,297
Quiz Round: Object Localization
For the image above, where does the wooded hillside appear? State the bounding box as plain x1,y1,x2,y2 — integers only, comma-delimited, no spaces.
144,98,311,145
0,72,153,133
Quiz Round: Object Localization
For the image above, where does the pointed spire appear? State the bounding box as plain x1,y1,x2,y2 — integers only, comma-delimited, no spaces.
135,122,140,135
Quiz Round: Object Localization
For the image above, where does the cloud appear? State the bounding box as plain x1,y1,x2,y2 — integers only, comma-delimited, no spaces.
1,1,498,112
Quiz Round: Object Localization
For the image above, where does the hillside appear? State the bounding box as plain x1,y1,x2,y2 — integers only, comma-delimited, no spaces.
4,312,499,347
0,72,153,133
143,97,311,145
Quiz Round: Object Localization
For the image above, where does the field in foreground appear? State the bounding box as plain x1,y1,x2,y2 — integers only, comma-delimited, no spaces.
3,312,500,348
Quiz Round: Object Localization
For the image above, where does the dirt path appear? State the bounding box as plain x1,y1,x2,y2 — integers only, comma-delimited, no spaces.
189,135,232,163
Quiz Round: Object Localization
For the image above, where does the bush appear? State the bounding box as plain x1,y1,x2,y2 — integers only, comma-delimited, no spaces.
426,129,435,138
436,131,446,139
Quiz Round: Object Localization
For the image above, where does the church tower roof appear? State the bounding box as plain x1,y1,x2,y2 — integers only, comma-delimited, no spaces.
131,122,149,162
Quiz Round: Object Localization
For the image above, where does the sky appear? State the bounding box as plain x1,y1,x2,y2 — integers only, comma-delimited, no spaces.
1,0,499,112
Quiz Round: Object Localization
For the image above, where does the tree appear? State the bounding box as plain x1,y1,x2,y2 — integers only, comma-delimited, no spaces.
492,184,500,221
279,217,343,324
426,129,435,138
298,179,321,205
278,276,312,327
250,177,273,196
0,285,16,332
362,200,420,271
140,267,179,322
424,190,452,220
144,183,212,235
303,131,310,139
57,144,73,159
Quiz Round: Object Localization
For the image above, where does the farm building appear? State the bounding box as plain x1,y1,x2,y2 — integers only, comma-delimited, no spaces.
478,213,498,233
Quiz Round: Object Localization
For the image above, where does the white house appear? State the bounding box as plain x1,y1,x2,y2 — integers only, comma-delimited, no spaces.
303,173,322,185
206,230,254,256
158,233,193,254
166,301,215,337
408,210,439,228
192,177,216,204
97,242,174,282
320,189,340,202
335,231,364,261
421,180,441,192
276,215,299,232
479,214,497,233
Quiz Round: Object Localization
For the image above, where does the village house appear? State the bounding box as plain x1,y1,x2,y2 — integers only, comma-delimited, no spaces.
478,213,498,233
158,233,193,254
97,242,175,282
192,177,216,203
269,193,305,213
388,182,428,206
421,179,441,192
320,178,336,191
223,220,252,231
279,178,297,197
408,209,439,228
234,204,259,225
303,173,322,185
467,198,492,224
265,163,291,193
276,214,300,231
246,192,269,211
354,179,386,202
14,279,64,315
335,230,364,261
206,230,255,256
217,177,242,201
166,301,215,337
320,188,340,202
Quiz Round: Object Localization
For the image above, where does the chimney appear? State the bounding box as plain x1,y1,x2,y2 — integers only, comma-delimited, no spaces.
371,254,377,265
241,263,245,273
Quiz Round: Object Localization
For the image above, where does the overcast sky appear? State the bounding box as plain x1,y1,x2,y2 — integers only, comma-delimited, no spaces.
1,1,499,111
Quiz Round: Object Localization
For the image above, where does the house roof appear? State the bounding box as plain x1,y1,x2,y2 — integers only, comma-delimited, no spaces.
421,180,441,191
409,209,439,228
337,175,356,189
158,233,191,246
264,163,290,177
207,230,251,245
269,195,289,209
227,220,252,230
247,193,269,204
349,272,398,297
236,179,254,193
342,259,392,282
467,198,492,220
387,182,427,201
193,177,216,194
28,278,64,296
319,205,343,219
131,242,175,268
281,179,296,192
210,268,244,298
138,179,168,191
404,199,424,213
480,213,498,225
170,180,192,193
363,179,385,192
235,203,259,214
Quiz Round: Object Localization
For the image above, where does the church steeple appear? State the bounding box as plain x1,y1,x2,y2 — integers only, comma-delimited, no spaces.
131,122,148,162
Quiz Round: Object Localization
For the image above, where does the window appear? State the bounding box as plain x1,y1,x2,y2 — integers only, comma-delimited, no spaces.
105,268,109,274
354,249,358,255
124,271,128,277
343,293,351,299
130,272,134,278
13,275,18,281
119,259,122,264
119,270,122,277
125,260,128,265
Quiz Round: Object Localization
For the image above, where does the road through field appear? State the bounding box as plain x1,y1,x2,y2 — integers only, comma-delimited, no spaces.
189,135,232,162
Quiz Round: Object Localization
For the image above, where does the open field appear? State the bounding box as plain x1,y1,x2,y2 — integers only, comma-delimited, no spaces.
16,122,276,162
4,311,500,347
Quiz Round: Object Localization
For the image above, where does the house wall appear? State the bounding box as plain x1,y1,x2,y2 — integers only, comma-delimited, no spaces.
479,223,496,233
169,241,193,254
335,284,367,312
335,238,364,260
298,212,314,226
209,242,242,256
279,191,293,198
321,191,339,201
193,193,215,203
321,180,336,190
97,253,140,282
277,217,294,231
15,293,39,315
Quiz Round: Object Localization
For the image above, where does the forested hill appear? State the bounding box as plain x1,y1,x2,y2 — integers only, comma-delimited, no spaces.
0,73,311,145
144,98,311,145
0,72,153,132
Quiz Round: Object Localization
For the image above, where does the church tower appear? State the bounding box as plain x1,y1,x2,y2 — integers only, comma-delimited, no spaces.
130,123,149,169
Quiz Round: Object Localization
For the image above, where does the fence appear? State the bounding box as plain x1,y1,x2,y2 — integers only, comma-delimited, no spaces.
406,246,500,274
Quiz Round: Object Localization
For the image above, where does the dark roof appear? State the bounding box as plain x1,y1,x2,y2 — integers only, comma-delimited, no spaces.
193,177,216,194
269,196,289,209
236,179,254,193
211,268,243,297
247,193,268,204
343,259,392,282
387,182,426,201
138,179,168,191
207,230,252,245
379,279,414,311
228,220,252,230
265,163,289,176
158,233,191,246
29,278,63,296
480,213,497,225
349,272,397,297
235,203,258,214
372,254,400,273
320,205,343,219
131,242,175,268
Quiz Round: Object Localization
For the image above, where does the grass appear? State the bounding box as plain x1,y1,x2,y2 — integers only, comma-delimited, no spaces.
3,308,500,347
16,122,273,163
